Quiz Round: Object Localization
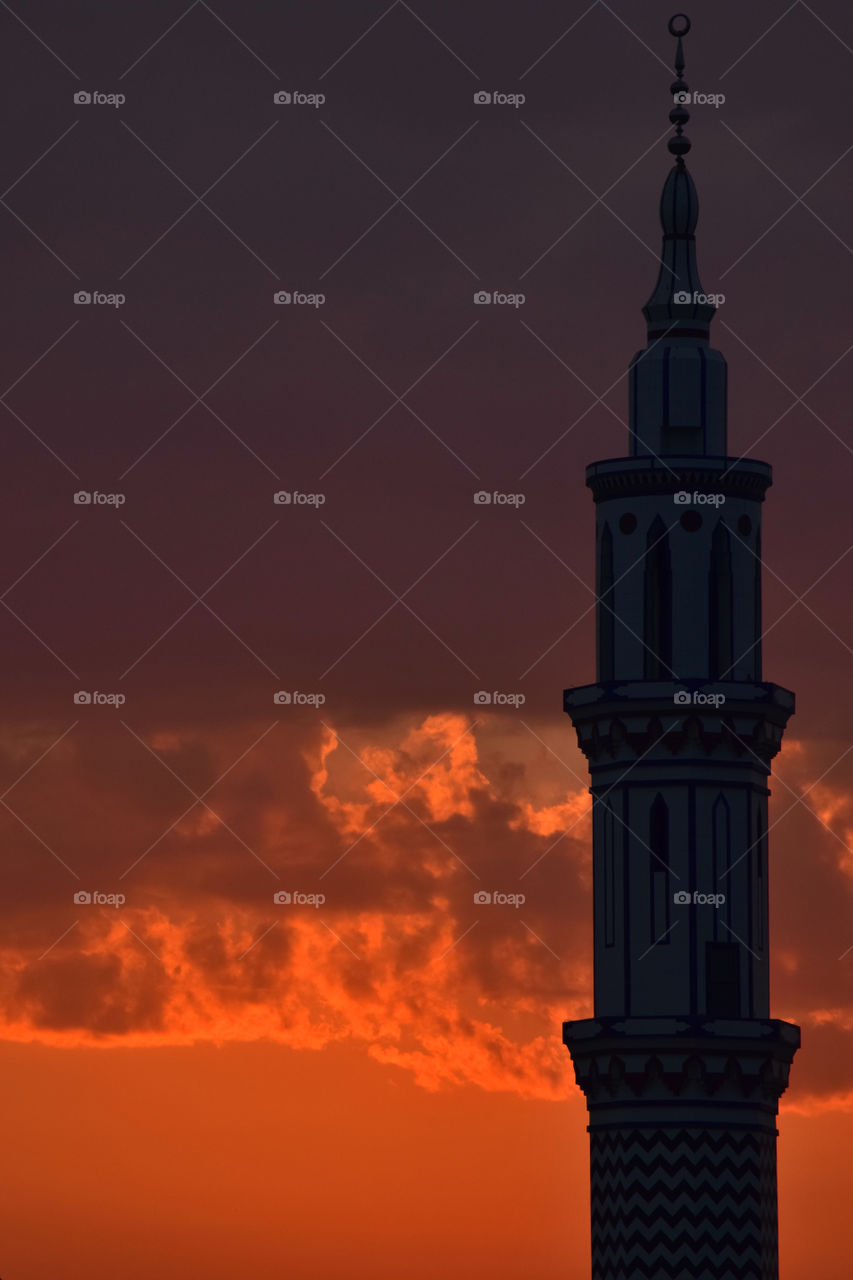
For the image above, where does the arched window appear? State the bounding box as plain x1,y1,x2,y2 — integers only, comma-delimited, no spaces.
644,517,672,679
649,793,670,944
712,793,730,937
709,521,733,679
598,523,615,682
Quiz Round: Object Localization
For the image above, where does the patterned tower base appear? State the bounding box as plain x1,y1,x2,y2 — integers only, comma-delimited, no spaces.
564,1017,800,1280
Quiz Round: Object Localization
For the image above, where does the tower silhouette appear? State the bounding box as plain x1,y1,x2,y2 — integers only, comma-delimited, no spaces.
562,15,799,1279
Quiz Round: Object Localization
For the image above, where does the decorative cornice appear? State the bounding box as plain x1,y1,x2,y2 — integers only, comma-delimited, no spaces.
584,455,772,503
563,1016,800,1111
563,682,794,767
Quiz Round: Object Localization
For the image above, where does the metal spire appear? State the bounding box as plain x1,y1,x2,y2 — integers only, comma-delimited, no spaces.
667,14,692,163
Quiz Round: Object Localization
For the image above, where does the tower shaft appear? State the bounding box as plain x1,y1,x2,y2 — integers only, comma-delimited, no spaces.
562,17,798,1279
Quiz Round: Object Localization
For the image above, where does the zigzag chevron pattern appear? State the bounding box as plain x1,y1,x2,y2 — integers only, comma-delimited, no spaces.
588,1126,778,1279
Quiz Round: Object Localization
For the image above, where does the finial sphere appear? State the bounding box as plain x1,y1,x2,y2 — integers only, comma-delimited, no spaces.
668,13,691,37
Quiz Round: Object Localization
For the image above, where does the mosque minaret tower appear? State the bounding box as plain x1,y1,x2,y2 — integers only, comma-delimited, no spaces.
562,15,800,1279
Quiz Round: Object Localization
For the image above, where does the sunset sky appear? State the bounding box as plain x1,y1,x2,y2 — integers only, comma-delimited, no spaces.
1,1,852,1276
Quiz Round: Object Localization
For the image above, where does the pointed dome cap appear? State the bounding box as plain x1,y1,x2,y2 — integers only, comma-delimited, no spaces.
642,14,716,340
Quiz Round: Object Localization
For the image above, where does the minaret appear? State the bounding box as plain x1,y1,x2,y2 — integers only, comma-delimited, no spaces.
562,15,799,1279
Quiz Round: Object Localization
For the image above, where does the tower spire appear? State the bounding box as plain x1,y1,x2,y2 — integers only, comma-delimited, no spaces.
629,14,726,457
